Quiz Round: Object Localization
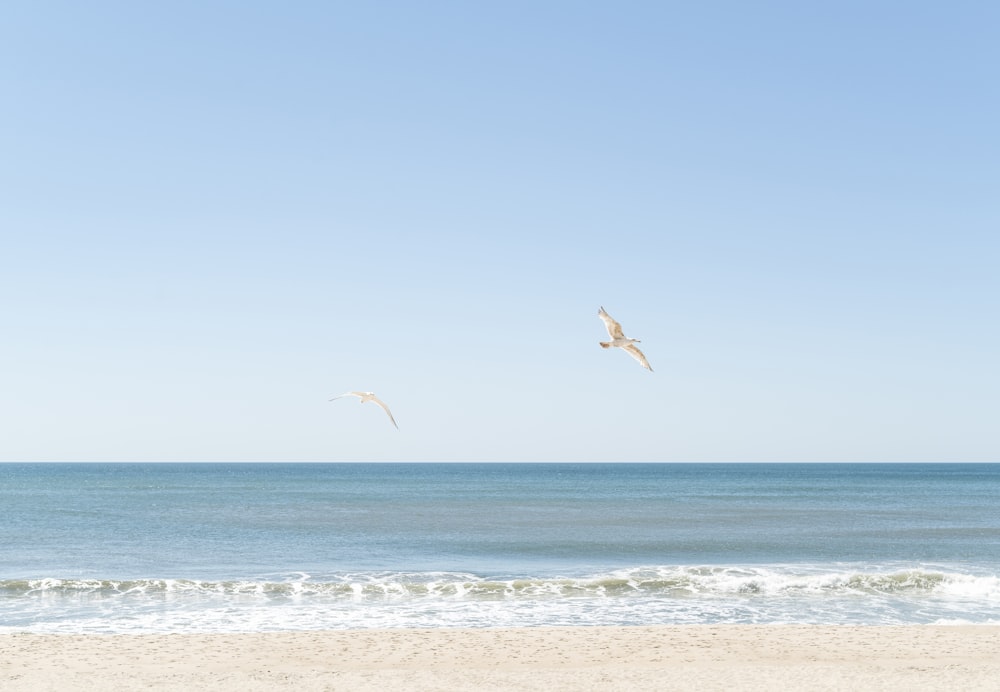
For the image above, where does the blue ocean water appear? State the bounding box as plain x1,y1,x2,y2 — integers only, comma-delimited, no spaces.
2,463,999,633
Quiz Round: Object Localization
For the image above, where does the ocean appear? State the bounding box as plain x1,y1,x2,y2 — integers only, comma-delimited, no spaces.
2,463,999,633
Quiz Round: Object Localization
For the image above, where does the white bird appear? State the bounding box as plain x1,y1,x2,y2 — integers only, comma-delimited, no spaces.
329,391,399,429
597,306,653,371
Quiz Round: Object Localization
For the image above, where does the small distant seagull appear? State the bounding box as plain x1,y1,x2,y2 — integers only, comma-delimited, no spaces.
329,391,399,429
598,306,653,371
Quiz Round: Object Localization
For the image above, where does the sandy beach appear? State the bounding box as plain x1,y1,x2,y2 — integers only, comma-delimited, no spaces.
3,625,999,691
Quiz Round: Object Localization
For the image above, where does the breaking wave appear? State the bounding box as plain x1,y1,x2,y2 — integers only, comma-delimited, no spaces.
3,565,999,633
2,566,995,600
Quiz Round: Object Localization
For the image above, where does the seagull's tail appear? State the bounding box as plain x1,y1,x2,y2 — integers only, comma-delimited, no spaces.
599,341,612,349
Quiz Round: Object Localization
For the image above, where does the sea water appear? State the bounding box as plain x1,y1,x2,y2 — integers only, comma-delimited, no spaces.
2,463,999,633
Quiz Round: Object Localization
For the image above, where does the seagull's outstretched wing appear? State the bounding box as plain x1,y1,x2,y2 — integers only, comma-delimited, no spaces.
369,396,399,429
329,391,362,402
598,306,625,339
623,343,653,371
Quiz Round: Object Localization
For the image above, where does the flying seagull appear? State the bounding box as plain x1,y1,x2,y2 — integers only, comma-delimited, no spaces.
329,391,399,429
597,306,653,371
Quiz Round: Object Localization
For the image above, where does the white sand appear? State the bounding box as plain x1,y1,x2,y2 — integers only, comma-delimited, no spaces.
3,625,999,691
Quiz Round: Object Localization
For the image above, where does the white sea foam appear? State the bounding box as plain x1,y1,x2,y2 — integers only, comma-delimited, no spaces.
3,564,999,633
4,566,998,600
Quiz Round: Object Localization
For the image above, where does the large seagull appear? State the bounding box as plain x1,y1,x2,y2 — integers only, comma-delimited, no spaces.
598,306,653,371
329,391,399,429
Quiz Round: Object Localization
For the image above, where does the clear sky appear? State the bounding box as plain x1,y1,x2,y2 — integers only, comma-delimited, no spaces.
2,2,997,462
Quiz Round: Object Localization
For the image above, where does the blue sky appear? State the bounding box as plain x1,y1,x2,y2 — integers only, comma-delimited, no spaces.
2,2,997,462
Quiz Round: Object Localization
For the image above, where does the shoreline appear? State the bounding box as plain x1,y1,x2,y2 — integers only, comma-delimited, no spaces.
4,625,999,691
